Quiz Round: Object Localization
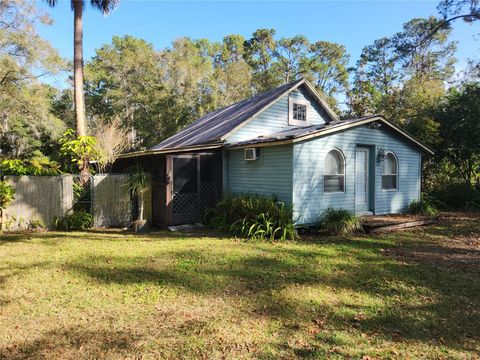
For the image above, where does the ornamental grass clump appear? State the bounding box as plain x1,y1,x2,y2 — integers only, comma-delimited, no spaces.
408,197,439,216
204,194,296,241
55,210,93,231
318,208,363,236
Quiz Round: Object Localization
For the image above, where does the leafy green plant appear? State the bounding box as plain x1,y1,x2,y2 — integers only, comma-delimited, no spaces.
318,208,363,236
55,210,93,231
0,180,15,230
59,129,99,176
204,194,296,241
128,167,150,221
0,158,62,176
72,177,92,212
73,181,87,203
2,214,15,231
29,157,62,175
29,219,45,230
428,184,480,209
0,160,30,175
408,197,439,216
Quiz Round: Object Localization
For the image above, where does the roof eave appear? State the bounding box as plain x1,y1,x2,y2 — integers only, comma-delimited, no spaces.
302,80,339,122
226,138,294,150
226,116,434,156
294,115,434,155
118,142,224,159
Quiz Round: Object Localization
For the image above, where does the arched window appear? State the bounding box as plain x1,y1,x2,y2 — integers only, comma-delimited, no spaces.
382,152,398,190
324,149,345,193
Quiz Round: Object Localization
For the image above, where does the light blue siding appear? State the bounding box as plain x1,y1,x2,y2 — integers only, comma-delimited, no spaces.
226,145,293,204
293,124,422,225
225,88,327,144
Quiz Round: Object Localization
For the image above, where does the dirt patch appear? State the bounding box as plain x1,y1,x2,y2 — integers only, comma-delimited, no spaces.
384,212,480,273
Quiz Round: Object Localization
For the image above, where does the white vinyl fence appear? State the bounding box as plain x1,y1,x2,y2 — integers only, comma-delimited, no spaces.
2,174,151,230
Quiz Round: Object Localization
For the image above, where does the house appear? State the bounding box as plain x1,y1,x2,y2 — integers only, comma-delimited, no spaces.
114,78,433,227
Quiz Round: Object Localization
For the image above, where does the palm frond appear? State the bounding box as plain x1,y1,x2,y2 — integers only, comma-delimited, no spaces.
90,0,119,14
44,0,58,7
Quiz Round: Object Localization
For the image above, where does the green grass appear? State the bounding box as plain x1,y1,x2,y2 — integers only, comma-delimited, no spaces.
0,213,479,359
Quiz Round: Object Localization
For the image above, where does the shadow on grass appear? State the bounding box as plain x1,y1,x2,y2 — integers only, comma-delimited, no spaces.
0,261,51,285
64,236,480,353
2,212,479,356
0,229,231,249
0,326,140,360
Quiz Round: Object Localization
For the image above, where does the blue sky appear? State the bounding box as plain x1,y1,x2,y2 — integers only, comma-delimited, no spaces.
38,0,478,80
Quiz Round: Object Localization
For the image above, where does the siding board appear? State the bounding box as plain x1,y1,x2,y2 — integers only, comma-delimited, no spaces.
293,124,422,225
226,145,293,204
226,89,327,143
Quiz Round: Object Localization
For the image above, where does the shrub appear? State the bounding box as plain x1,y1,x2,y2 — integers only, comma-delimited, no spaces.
72,178,92,212
28,157,62,175
204,194,296,241
0,160,30,175
318,208,363,236
0,158,62,176
428,184,480,210
28,219,45,230
59,129,99,175
0,180,15,230
55,210,93,231
408,198,439,216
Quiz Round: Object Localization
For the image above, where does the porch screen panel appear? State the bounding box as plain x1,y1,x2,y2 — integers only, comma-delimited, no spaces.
199,155,220,211
173,157,198,215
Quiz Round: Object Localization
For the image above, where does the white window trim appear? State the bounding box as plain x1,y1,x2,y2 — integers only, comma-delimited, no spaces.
382,151,398,192
288,97,310,126
323,148,346,194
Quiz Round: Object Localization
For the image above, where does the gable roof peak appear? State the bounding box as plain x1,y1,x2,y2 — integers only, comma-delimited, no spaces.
148,78,338,152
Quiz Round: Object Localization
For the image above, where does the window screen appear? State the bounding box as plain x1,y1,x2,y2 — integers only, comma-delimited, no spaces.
173,157,197,193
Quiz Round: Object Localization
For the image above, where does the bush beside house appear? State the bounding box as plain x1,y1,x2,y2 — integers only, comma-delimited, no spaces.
204,195,296,241
318,208,363,236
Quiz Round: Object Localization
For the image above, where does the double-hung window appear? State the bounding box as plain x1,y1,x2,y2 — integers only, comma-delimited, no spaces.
324,149,345,193
382,152,398,190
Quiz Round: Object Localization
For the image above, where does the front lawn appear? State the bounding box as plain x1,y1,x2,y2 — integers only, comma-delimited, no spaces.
1,213,479,359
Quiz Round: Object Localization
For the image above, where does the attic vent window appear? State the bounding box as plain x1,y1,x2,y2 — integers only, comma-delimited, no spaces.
293,103,307,121
289,97,309,126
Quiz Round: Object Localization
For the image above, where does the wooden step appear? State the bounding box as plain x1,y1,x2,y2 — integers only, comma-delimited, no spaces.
363,217,438,234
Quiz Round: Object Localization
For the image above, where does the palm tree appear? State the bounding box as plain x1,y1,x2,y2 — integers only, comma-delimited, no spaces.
128,167,150,232
45,0,119,138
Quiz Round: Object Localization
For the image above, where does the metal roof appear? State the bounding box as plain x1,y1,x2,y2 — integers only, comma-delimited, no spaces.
149,78,337,151
118,78,433,158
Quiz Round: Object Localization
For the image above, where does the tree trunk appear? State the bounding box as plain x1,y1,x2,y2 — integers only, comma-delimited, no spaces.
138,192,144,221
73,0,90,180
73,0,86,137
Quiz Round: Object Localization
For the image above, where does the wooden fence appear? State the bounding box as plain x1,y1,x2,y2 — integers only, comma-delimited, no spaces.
2,174,151,230
3,175,73,230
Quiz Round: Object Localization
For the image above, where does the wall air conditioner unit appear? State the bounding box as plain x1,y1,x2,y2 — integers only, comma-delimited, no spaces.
244,148,259,161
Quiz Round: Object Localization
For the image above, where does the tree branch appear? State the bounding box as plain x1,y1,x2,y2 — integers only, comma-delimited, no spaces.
419,13,480,48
